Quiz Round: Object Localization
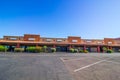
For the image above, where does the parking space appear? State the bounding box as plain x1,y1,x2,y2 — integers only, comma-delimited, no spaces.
60,53,120,80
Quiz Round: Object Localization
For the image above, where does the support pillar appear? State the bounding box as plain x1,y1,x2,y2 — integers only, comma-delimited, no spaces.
53,45,56,48
97,46,100,53
69,45,72,49
16,43,20,48
72,45,74,48
36,44,38,47
83,45,86,51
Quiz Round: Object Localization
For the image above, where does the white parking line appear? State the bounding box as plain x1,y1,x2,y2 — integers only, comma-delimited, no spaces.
74,59,107,72
74,57,116,72
60,57,105,62
60,57,65,62
105,60,120,64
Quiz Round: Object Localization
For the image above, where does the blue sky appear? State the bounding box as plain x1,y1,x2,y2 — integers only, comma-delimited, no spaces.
0,0,120,39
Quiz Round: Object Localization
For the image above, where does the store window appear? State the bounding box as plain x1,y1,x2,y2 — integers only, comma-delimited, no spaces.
86,40,92,43
72,40,78,43
57,39,62,42
97,42,102,44
10,38,17,40
46,39,52,42
108,42,112,44
28,38,35,40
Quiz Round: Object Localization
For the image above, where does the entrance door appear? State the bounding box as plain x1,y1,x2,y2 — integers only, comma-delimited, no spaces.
86,47,91,52
56,46,67,52
8,46,15,52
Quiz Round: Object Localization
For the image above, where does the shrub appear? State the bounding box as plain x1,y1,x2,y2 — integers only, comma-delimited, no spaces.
118,49,120,52
14,48,24,52
69,48,74,53
51,48,56,53
79,50,84,53
0,45,8,52
107,49,113,53
74,49,78,53
84,50,89,53
26,46,42,53
103,47,107,52
26,47,36,53
36,47,42,53
43,46,48,52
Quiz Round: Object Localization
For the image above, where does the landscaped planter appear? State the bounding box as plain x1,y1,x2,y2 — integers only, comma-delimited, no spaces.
26,47,42,53
14,48,24,52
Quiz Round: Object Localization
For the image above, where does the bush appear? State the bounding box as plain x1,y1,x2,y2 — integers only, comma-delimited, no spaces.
107,49,113,53
14,48,24,52
51,48,56,53
84,50,89,53
43,46,48,52
26,47,36,53
69,48,74,53
0,45,8,52
36,47,42,53
79,50,84,53
103,47,107,52
74,49,78,53
26,46,42,53
118,49,120,52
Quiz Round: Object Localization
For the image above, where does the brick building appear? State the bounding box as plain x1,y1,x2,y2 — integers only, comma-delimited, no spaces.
0,34,120,52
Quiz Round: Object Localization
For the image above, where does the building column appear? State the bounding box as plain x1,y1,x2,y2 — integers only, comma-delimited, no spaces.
72,45,74,48
83,45,86,51
97,46,100,53
69,45,72,49
68,45,72,52
53,45,56,48
36,44,38,47
16,43,20,48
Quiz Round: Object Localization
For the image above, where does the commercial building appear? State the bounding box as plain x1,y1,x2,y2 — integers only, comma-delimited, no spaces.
0,34,120,52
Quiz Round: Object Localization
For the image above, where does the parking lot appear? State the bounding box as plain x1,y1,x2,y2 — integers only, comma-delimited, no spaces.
60,53,120,80
0,53,120,80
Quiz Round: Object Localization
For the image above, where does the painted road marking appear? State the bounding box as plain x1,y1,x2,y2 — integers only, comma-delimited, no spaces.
60,56,119,72
60,57,105,62
74,59,107,72
74,57,116,72
60,57,65,62
74,59,120,72
105,60,120,64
